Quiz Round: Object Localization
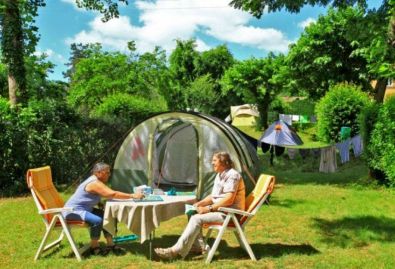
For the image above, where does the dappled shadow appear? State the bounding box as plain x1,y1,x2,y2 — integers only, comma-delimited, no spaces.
252,243,319,259
115,235,319,262
38,243,65,259
313,216,395,248
269,198,306,208
200,240,319,262
113,235,181,261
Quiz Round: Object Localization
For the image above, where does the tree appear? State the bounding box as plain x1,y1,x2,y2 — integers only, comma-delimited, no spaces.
129,46,172,102
287,7,372,100
230,0,394,103
68,50,131,115
184,75,218,114
0,0,129,105
229,0,366,17
196,45,235,80
0,0,45,105
63,42,102,80
168,39,200,110
221,53,286,128
68,46,168,119
195,45,238,118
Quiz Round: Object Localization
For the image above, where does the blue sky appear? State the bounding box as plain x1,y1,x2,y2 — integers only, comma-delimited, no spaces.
35,0,382,81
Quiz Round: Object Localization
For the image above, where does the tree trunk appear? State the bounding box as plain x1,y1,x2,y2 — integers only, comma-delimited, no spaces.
257,92,271,129
374,78,387,103
8,75,18,106
1,0,26,105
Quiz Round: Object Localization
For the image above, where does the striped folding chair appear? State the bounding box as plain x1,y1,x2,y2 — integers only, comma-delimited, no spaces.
203,174,275,263
26,166,88,261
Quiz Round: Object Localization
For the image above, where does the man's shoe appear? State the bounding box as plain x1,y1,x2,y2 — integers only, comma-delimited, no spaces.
154,247,179,260
190,244,210,255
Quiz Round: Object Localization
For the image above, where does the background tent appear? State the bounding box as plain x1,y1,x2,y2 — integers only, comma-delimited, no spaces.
260,120,303,146
111,112,261,199
225,104,259,127
259,120,303,165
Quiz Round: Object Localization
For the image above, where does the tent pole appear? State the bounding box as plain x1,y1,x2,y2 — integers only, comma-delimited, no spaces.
147,133,154,186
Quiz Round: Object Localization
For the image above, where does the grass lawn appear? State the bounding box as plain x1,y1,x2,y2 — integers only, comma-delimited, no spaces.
1,154,395,268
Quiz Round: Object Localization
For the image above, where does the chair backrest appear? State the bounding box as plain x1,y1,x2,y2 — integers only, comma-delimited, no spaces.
239,174,275,225
26,166,65,224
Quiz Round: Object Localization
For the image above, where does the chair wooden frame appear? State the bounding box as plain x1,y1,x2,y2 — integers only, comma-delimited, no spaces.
204,174,275,264
26,166,89,261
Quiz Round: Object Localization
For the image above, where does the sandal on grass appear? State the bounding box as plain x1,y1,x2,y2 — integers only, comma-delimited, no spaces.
106,244,126,254
88,246,109,256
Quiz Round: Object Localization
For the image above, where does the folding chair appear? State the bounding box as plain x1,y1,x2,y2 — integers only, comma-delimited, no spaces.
26,166,89,261
203,174,275,263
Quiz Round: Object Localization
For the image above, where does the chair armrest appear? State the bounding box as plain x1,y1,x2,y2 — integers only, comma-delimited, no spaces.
39,207,73,215
218,207,254,217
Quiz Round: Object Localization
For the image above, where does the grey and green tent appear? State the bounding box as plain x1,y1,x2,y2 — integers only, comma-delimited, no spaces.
111,112,261,199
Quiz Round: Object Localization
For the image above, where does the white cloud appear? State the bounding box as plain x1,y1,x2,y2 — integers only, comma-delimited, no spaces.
298,17,316,29
34,49,66,63
66,0,291,54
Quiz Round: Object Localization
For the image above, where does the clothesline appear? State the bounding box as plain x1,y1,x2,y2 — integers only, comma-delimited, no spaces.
259,134,363,173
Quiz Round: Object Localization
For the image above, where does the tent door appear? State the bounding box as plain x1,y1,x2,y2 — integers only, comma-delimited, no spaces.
154,122,198,191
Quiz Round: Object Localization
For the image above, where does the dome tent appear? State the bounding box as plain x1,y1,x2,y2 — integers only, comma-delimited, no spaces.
225,104,259,127
111,112,261,199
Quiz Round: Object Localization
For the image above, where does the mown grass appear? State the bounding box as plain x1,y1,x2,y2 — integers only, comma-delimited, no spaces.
2,154,395,268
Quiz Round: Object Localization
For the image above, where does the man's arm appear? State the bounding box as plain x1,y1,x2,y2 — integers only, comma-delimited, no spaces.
196,192,234,214
193,195,212,207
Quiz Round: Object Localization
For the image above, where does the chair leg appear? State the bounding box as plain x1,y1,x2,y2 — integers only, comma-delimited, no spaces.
43,231,64,252
204,228,213,246
233,230,247,251
205,214,232,264
35,215,58,261
58,215,82,261
232,215,256,261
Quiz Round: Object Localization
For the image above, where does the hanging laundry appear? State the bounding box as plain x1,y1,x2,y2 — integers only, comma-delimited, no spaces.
350,134,363,157
261,142,270,153
287,148,297,159
299,149,310,159
279,114,292,125
319,146,337,173
292,115,300,122
335,139,351,163
311,148,320,159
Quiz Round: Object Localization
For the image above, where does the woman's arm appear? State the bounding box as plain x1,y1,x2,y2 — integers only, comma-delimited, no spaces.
86,181,144,199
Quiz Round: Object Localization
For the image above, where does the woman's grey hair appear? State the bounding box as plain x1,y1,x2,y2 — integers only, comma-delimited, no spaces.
213,151,234,169
91,162,110,174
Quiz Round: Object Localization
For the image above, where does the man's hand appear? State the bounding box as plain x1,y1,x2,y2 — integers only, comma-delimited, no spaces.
197,206,210,214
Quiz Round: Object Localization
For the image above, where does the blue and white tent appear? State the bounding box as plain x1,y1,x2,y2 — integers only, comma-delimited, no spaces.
260,120,303,146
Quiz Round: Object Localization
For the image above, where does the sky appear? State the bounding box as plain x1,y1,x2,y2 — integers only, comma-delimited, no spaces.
35,0,382,81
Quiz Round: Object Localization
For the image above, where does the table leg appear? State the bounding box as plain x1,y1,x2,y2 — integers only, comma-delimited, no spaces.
149,231,155,260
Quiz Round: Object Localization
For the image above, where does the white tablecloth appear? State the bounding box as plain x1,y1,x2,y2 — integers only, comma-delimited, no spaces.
103,195,196,243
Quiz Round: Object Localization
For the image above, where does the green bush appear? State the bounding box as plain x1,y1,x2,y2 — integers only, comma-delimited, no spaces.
366,97,395,185
93,93,167,126
0,98,29,195
0,98,127,196
315,83,371,143
358,102,380,155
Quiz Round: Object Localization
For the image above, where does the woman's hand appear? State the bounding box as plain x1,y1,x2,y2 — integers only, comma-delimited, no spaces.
132,193,145,199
